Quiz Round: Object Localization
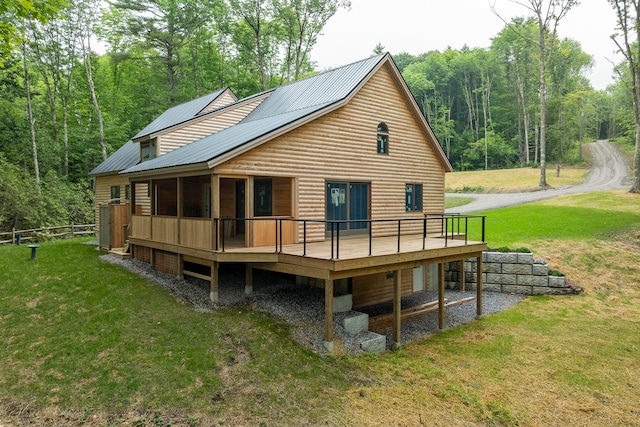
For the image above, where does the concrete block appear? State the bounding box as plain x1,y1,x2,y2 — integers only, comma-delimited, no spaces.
548,276,566,288
484,263,502,274
502,284,533,295
517,275,549,287
487,273,516,285
502,264,533,275
333,294,353,313
517,253,534,264
533,264,549,276
360,332,386,354
343,312,369,335
487,252,517,263
483,283,501,292
532,286,556,295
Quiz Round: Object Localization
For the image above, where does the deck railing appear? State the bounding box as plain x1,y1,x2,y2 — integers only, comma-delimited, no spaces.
217,214,485,259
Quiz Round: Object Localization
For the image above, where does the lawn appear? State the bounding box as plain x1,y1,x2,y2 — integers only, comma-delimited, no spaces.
1,190,640,426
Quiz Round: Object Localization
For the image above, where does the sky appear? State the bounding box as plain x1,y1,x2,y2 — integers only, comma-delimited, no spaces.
310,0,621,91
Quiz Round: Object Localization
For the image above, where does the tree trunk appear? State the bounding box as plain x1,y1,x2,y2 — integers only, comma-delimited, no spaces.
22,42,40,187
83,37,106,161
538,25,548,188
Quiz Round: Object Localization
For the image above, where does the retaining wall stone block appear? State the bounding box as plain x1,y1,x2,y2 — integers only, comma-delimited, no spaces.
517,275,549,287
533,264,549,276
502,284,533,295
502,263,533,275
548,276,566,288
517,253,534,264
487,252,518,263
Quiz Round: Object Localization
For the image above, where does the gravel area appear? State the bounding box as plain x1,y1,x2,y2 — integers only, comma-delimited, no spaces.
100,252,526,356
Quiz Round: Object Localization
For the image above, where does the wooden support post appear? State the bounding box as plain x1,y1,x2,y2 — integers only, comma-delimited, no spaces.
438,263,445,330
210,261,219,303
177,253,184,280
393,269,402,349
245,265,253,295
324,279,334,351
459,258,466,291
476,255,483,317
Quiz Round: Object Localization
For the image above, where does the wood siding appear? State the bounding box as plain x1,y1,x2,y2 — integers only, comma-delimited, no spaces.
94,173,130,231
215,63,446,243
180,218,213,249
158,96,268,155
201,90,237,114
352,268,415,309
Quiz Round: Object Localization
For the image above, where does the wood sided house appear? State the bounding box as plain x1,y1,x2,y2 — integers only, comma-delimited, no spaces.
89,53,487,350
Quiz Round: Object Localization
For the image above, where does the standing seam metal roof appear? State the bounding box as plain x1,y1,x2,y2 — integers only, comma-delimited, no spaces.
88,140,139,176
132,88,229,140
121,54,387,175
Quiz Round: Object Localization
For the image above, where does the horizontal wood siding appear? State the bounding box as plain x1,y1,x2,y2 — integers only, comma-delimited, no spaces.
180,218,212,249
272,177,292,216
352,268,415,309
134,183,151,215
94,174,130,232
159,96,267,155
201,91,237,114
215,62,446,243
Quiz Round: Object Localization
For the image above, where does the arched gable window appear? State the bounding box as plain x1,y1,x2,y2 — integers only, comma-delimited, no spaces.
377,122,389,154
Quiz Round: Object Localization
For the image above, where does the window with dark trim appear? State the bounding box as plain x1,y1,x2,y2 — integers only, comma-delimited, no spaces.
405,183,423,212
125,185,131,200
254,178,273,216
111,186,121,204
377,122,389,154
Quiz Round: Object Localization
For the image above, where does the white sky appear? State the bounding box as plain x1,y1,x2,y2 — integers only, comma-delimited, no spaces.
311,0,621,91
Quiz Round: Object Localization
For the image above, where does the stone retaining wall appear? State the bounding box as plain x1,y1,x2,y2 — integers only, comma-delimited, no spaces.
444,252,571,295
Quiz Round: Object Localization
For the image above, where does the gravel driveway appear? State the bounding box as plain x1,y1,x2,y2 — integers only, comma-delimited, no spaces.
445,140,630,214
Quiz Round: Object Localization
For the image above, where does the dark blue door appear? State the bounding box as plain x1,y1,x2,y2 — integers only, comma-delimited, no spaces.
326,182,369,234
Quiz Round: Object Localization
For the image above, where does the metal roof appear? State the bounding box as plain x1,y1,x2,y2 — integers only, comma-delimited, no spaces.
88,140,139,176
122,54,386,175
132,88,229,140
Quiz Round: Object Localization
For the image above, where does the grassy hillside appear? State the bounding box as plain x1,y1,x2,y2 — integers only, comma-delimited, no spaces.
446,166,589,193
1,190,640,426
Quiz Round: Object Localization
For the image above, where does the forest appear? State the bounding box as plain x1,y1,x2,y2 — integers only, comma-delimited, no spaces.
0,0,637,232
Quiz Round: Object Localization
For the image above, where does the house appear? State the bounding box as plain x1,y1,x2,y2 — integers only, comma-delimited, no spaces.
90,53,487,351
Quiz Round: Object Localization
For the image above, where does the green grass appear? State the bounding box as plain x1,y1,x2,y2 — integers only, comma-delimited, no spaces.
445,196,474,209
4,191,640,425
458,193,640,247
0,238,350,424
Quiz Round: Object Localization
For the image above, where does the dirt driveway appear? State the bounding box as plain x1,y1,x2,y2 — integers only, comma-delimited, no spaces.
445,140,631,214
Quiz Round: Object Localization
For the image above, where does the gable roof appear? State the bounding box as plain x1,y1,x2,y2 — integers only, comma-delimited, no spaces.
123,53,451,176
132,88,234,141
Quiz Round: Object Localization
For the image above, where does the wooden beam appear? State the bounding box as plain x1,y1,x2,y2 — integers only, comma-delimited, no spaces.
177,253,184,280
438,262,445,330
324,279,334,350
393,269,402,348
459,258,466,291
210,261,219,303
476,255,483,317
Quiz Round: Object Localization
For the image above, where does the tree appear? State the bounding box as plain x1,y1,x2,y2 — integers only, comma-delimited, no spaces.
610,0,640,192
0,0,66,65
492,0,579,187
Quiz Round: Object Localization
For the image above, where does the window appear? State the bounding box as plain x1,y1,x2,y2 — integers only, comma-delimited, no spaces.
377,122,389,154
254,178,273,217
405,184,423,212
125,185,131,200
110,186,120,204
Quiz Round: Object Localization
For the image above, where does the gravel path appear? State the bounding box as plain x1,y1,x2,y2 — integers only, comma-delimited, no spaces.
100,253,525,355
446,140,630,214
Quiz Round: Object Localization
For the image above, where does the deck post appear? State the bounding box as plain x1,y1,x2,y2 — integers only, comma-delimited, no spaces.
245,265,253,295
459,258,466,291
177,253,184,280
476,255,483,317
438,263,445,330
393,269,402,349
324,279,334,351
210,261,219,303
